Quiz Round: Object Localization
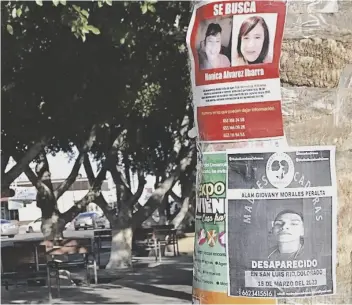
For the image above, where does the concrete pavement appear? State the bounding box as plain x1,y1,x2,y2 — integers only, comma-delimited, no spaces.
1,255,193,304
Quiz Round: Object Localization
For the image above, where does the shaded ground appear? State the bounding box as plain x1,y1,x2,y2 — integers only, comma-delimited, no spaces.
1,256,193,304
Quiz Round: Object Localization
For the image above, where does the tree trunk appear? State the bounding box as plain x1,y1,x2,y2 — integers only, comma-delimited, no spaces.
171,195,190,229
157,196,168,225
41,213,65,240
106,219,133,269
37,187,65,240
106,186,133,269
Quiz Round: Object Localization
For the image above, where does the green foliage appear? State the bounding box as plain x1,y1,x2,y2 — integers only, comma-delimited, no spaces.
140,0,158,14
6,24,13,35
2,1,193,179
68,4,101,41
2,0,105,42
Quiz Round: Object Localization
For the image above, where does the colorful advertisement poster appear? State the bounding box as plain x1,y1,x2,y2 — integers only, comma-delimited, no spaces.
193,152,275,304
186,0,287,142
225,146,337,298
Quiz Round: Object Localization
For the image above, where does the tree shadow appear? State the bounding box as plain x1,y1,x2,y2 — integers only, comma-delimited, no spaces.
113,257,193,301
1,256,193,304
1,285,137,304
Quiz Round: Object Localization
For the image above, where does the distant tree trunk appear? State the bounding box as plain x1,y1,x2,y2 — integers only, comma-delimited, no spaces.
157,196,168,225
41,209,65,240
34,154,65,240
106,205,133,269
105,142,194,269
105,159,139,269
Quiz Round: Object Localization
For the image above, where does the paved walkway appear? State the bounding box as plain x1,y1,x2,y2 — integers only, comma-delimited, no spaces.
1,256,193,304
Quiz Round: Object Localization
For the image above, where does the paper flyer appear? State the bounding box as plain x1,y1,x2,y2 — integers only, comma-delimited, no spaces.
225,146,337,298
186,0,287,142
193,152,275,304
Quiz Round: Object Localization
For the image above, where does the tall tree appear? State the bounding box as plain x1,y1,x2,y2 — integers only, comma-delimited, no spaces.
2,0,195,266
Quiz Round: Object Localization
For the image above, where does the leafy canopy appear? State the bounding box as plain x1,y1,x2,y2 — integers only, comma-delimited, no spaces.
2,1,193,178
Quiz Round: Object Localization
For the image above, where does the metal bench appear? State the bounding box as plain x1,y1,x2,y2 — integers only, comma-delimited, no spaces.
42,238,96,290
133,227,162,261
93,229,112,266
151,225,180,257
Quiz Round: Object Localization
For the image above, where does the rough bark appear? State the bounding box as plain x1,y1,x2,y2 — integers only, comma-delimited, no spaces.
280,1,352,88
106,203,133,269
107,225,133,269
34,153,63,240
105,150,136,269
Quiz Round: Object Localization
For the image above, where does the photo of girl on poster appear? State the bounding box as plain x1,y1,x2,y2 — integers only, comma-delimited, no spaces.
197,19,232,70
232,14,276,66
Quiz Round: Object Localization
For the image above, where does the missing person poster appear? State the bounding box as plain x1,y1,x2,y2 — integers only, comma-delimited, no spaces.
193,152,275,304
225,146,337,298
186,0,287,142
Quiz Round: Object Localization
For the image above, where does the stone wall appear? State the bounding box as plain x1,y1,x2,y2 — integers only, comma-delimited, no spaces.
280,1,352,303
281,1,352,88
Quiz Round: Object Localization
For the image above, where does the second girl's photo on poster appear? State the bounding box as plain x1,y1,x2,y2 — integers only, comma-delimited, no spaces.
231,13,277,67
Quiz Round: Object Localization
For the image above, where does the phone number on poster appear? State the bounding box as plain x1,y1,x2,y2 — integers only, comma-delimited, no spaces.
223,132,245,138
239,289,273,297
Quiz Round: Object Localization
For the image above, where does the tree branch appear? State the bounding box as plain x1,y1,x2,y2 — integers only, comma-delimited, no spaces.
10,153,40,189
170,191,182,202
54,125,97,199
54,152,84,198
123,153,131,188
83,154,96,186
132,143,195,229
2,137,48,187
61,132,125,222
23,166,40,189
110,165,130,194
60,190,101,222
34,152,54,192
1,153,10,176
127,172,146,206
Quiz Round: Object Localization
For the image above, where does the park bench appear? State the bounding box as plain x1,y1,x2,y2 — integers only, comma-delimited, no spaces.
93,228,161,262
133,227,162,261
41,238,96,289
1,241,53,301
91,226,179,267
133,225,179,260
